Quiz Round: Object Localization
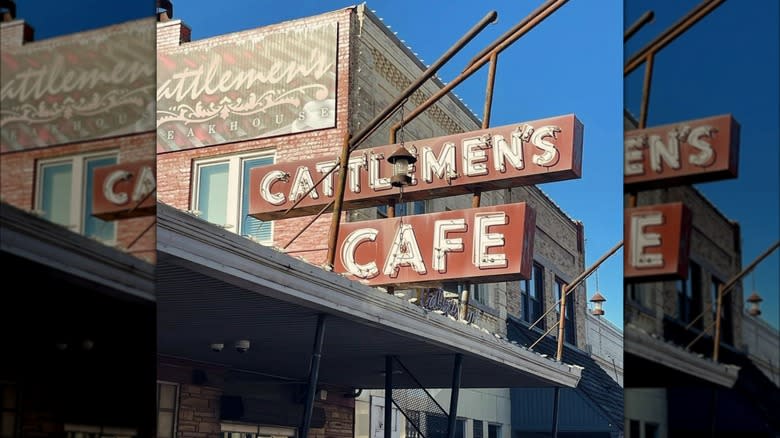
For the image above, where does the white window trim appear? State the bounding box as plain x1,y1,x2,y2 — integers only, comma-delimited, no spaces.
35,150,119,244
220,422,296,438
191,151,275,245
156,380,179,438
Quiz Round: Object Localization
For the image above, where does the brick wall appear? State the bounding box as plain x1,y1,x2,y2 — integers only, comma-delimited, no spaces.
156,19,191,51
633,186,744,347
158,358,226,438
0,133,157,262
0,19,34,48
156,8,354,266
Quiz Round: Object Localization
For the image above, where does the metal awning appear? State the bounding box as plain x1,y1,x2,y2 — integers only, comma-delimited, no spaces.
0,202,154,303
624,323,740,388
157,203,582,389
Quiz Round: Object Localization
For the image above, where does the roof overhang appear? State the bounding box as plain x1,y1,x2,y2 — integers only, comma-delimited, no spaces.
0,202,155,302
156,203,582,389
624,324,740,388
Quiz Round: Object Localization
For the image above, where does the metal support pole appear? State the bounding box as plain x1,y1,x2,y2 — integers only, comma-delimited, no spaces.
624,0,726,76
624,11,654,42
390,0,567,140
301,314,327,438
385,356,393,438
639,54,654,129
685,240,780,353
326,133,352,267
712,282,725,361
286,10,498,221
556,285,568,362
530,241,623,330
551,386,561,438
447,354,463,438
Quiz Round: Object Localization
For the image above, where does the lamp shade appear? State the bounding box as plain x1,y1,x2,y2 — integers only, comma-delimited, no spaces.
589,291,606,316
747,291,763,317
387,146,416,187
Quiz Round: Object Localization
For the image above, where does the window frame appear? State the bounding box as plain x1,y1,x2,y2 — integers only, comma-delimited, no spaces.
711,274,733,345
520,262,545,328
555,276,576,346
191,151,275,245
35,150,120,244
156,381,179,438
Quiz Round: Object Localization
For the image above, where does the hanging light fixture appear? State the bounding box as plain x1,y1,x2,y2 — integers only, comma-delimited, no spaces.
747,273,762,316
589,269,605,316
747,292,763,316
387,145,416,187
590,292,606,316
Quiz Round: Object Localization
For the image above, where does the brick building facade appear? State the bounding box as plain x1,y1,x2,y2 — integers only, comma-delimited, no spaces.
153,4,615,438
1,12,157,438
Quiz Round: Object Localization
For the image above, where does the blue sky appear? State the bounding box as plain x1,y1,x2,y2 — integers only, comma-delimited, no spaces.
625,0,779,329
15,0,626,327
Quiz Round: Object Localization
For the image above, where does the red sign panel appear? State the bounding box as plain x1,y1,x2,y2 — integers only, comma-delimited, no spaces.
91,160,156,220
249,114,583,220
624,202,692,279
333,203,536,287
624,114,739,188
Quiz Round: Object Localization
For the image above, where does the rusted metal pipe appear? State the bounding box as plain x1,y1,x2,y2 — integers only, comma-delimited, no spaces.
481,53,499,129
555,284,568,361
464,0,568,71
323,11,499,268
354,9,497,151
638,54,654,129
528,320,560,351
624,10,654,42
685,239,780,331
685,240,780,358
530,240,623,330
286,11,498,219
624,0,725,76
282,200,334,250
461,53,499,320
390,0,568,140
325,132,353,267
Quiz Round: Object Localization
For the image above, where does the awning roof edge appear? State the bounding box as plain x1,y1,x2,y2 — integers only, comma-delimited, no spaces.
157,202,582,388
0,202,155,302
625,323,740,388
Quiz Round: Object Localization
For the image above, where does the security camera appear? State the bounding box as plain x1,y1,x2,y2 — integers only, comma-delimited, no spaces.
210,343,224,352
235,340,250,353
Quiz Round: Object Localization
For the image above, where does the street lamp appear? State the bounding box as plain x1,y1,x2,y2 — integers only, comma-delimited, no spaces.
387,146,416,188
589,292,606,316
746,291,763,317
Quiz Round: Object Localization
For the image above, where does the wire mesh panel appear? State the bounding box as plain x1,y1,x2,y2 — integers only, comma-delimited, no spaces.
390,357,449,438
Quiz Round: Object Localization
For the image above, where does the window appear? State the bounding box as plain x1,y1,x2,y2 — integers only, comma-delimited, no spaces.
556,277,576,345
626,281,653,309
488,423,500,438
192,153,274,244
520,263,544,327
377,200,425,218
426,415,464,438
63,424,137,438
1,384,17,438
220,423,296,438
406,411,422,438
711,276,733,345
473,420,483,438
644,422,660,438
471,283,490,307
678,261,702,326
157,382,178,438
36,152,118,243
628,420,640,438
